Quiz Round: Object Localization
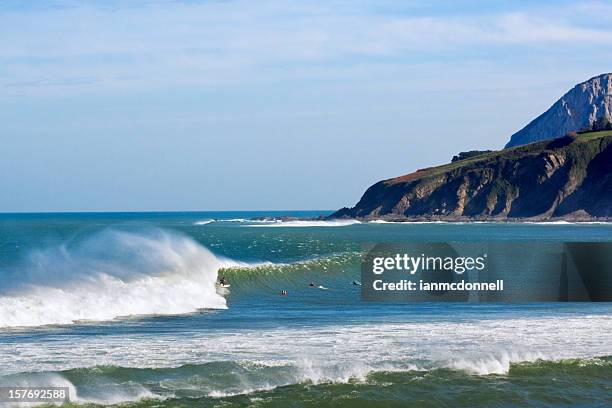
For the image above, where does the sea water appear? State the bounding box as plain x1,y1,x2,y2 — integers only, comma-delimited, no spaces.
0,212,611,407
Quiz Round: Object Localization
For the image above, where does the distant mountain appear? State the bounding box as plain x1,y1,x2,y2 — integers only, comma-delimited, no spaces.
506,73,612,147
332,131,612,221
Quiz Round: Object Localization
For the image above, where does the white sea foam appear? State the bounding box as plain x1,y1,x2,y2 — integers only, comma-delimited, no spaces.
0,228,231,328
3,314,610,376
207,218,359,226
365,220,449,225
221,219,281,224
0,373,160,406
444,350,547,375
0,313,610,403
195,218,276,225
525,220,612,225
247,219,361,227
194,219,215,225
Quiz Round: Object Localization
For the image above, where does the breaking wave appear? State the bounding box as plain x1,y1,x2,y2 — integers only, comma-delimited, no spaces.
218,252,360,294
0,228,234,328
2,357,610,406
194,219,215,225
192,218,362,227
246,219,361,227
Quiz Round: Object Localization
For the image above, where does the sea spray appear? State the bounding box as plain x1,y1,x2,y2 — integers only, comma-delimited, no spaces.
0,228,230,327
0,370,158,406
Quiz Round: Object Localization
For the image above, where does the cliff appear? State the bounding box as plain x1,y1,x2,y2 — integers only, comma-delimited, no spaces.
332,131,612,221
506,73,612,147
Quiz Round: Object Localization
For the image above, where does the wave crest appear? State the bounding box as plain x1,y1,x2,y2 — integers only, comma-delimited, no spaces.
3,357,610,405
0,228,230,328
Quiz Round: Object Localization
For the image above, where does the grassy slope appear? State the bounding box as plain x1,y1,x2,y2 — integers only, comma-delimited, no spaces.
386,131,612,186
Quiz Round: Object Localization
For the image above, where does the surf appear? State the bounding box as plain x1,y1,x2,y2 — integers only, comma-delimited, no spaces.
217,252,361,294
3,357,611,406
0,227,233,328
245,219,361,227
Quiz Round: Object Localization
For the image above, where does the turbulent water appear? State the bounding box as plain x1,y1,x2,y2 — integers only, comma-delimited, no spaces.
0,212,611,407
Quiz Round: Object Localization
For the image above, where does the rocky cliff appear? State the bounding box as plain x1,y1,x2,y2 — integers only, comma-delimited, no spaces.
506,73,612,147
332,131,612,221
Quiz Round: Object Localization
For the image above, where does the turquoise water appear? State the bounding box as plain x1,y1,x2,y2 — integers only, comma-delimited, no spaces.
0,212,611,407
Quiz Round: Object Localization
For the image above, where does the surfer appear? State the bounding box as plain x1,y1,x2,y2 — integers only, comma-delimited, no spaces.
281,290,288,296
219,276,228,286
309,283,315,287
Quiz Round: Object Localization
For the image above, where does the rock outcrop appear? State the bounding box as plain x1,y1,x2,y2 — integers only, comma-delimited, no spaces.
506,73,612,147
332,132,612,221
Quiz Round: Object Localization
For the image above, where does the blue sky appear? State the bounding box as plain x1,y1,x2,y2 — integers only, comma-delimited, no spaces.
1,0,612,211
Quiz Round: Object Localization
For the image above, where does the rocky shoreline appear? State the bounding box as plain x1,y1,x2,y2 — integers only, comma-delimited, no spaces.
254,214,611,223
330,132,612,221
330,214,612,223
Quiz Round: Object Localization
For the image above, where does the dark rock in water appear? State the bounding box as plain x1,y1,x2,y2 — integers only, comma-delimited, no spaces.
332,131,612,221
506,73,612,147
251,216,299,222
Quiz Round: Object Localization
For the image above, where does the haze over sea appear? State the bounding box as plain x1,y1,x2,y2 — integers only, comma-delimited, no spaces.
0,212,611,407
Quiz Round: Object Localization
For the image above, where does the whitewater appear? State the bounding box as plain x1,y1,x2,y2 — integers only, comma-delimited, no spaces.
0,228,230,327
0,211,611,407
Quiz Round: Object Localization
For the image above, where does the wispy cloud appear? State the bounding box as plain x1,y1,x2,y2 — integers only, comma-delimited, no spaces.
1,0,611,96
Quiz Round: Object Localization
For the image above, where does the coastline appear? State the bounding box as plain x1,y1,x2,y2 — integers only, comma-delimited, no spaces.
328,214,612,223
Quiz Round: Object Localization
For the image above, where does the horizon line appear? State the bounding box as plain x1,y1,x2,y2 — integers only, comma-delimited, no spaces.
0,209,336,215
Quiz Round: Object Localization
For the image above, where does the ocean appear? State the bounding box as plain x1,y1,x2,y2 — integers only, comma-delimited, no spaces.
0,212,611,407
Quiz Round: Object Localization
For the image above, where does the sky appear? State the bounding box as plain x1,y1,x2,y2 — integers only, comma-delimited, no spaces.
1,0,612,212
